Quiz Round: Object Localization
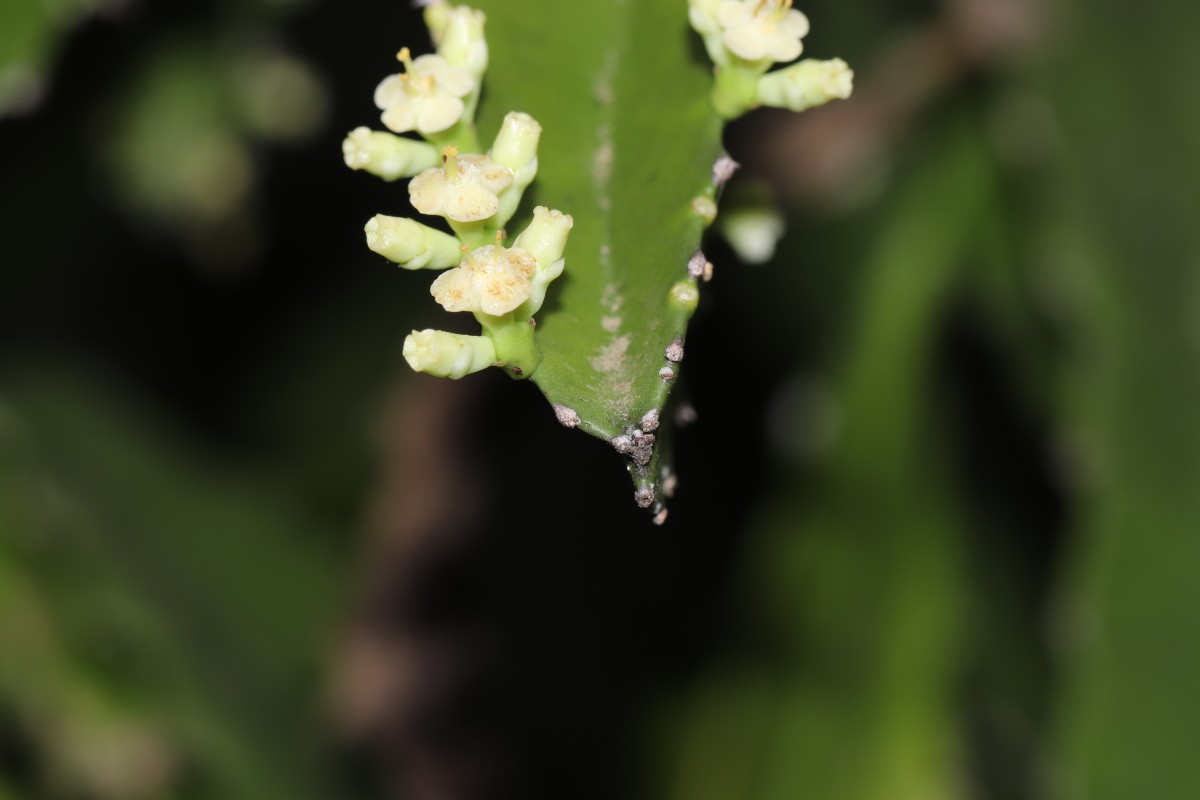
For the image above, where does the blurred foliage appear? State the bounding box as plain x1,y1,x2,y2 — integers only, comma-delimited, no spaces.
103,34,326,268
1,0,1198,798
0,369,341,798
0,0,121,118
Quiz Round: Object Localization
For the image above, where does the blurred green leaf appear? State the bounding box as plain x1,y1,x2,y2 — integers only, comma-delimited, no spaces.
1046,3,1200,797
649,113,1003,800
0,368,343,798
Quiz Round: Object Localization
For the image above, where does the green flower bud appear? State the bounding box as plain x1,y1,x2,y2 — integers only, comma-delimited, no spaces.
342,127,440,181
513,206,573,270
423,2,452,45
403,328,497,378
364,215,464,269
490,112,541,173
490,112,541,229
437,6,488,82
757,58,853,112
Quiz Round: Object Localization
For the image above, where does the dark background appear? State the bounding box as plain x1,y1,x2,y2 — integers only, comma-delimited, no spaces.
2,1,1197,798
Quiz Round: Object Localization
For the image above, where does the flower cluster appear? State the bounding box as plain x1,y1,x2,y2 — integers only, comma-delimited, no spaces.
689,0,853,118
343,2,573,380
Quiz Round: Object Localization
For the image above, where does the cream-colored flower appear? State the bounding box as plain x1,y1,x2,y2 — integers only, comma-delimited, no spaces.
374,49,475,135
716,0,810,63
430,244,537,316
409,147,513,222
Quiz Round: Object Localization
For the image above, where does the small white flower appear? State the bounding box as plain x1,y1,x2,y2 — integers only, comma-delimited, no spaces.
409,146,513,222
715,0,810,63
374,48,475,135
430,243,538,316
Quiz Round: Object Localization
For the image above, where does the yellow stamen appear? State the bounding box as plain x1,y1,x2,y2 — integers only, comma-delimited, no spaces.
396,47,414,71
442,146,459,176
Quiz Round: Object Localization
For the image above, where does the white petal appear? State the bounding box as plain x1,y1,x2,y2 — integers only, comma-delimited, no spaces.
783,9,810,39
373,74,404,109
446,183,499,222
766,32,802,63
381,103,418,133
416,95,464,134
430,267,476,312
716,1,751,28
408,170,449,215
439,69,476,98
724,27,768,61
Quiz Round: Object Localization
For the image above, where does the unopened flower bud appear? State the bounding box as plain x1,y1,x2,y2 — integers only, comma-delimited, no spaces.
364,215,463,269
342,127,440,181
437,6,488,81
490,112,541,173
403,328,497,378
757,58,853,112
423,1,453,45
489,112,541,228
514,206,573,270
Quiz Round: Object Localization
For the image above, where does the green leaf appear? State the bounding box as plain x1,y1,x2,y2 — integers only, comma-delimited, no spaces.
472,0,726,508
1044,2,1200,795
